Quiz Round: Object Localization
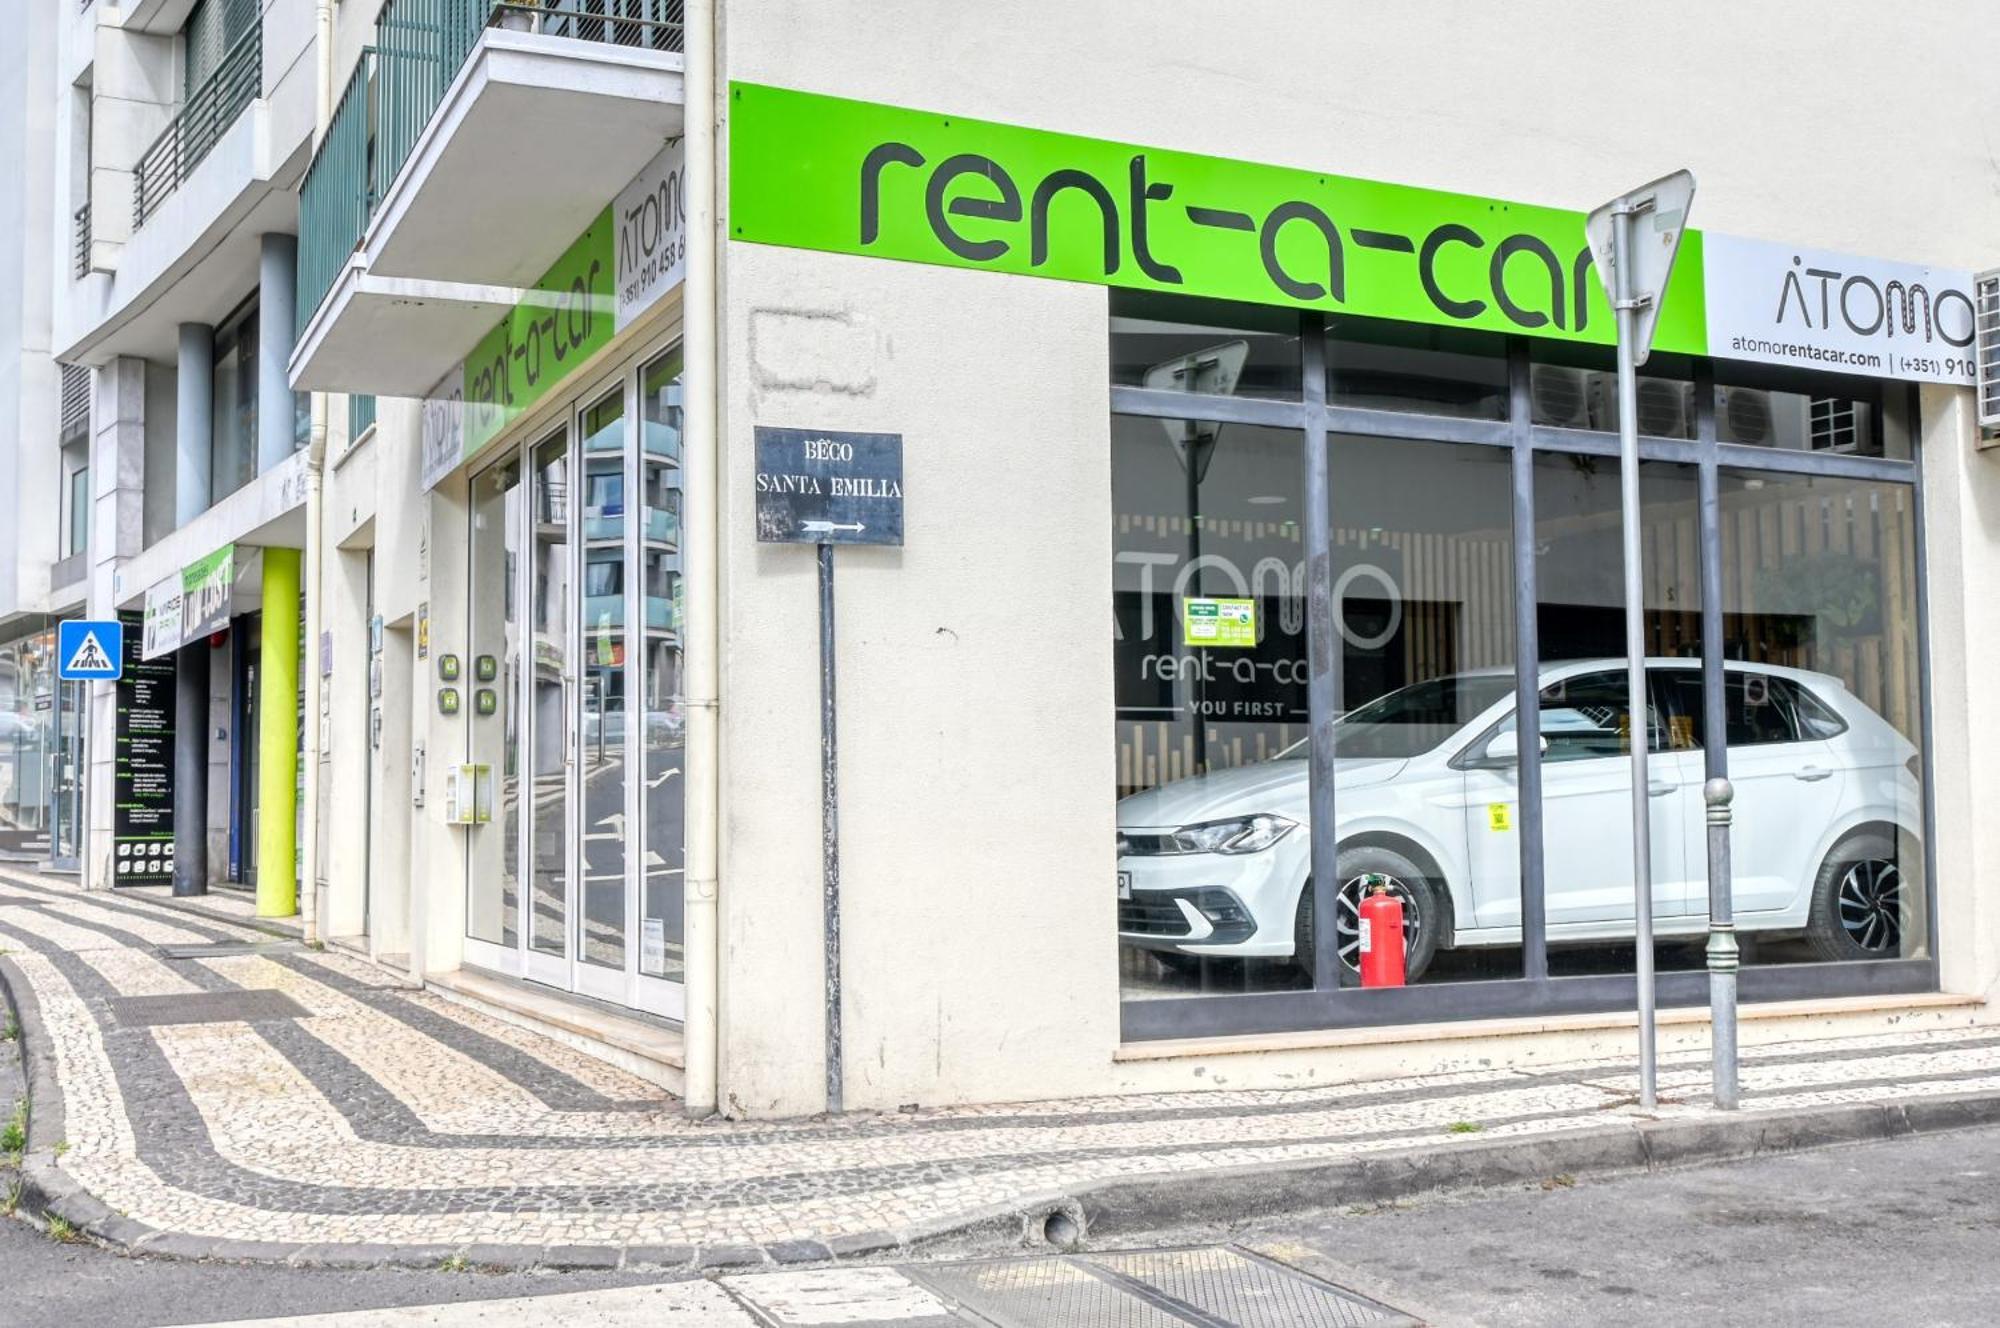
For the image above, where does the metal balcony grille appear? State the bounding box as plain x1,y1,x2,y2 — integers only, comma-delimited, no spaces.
350,392,378,439
133,19,261,229
73,202,90,278
60,364,91,438
296,0,684,340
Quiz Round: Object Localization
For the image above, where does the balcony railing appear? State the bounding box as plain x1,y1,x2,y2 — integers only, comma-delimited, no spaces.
133,19,262,230
295,0,685,340
72,202,90,279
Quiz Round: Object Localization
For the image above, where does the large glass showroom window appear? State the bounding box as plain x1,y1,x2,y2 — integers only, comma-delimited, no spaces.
1110,294,1933,1037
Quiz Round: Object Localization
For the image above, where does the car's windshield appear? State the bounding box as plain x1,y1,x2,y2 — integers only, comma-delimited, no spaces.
1276,674,1516,760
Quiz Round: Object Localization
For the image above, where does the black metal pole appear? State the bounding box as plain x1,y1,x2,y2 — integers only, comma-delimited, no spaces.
819,540,843,1115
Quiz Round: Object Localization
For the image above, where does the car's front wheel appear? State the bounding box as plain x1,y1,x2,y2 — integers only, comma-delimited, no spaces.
1807,830,1909,961
1294,846,1444,985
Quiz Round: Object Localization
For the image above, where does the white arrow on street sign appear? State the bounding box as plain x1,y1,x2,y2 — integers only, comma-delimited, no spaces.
801,520,866,535
1586,170,1696,365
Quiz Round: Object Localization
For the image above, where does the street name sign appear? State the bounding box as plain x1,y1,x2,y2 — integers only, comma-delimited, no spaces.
754,427,904,546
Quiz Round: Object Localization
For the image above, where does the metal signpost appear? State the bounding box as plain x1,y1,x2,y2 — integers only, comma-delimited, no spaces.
57,620,124,682
1586,171,1695,1111
754,425,906,1115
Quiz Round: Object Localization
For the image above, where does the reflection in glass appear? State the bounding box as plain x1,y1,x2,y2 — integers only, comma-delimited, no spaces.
1715,367,1912,460
1530,343,1697,439
1534,456,1703,977
529,431,570,958
638,350,687,982
211,305,259,500
1326,436,1518,986
466,457,521,948
580,391,626,972
1111,296,1302,400
0,632,58,861
1328,319,1507,419
1717,470,1925,962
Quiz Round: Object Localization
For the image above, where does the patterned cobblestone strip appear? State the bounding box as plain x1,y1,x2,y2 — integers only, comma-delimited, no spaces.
3,899,656,1137
219,952,676,1129
22,878,2000,1144
261,951,653,1113
0,873,271,945
0,910,1658,1254
0,909,1667,1220
202,953,654,1135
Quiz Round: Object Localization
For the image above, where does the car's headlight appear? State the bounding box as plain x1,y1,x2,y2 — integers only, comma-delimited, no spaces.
1172,814,1298,855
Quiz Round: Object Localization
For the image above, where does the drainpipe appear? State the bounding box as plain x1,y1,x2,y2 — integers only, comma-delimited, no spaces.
681,0,720,1117
296,0,336,946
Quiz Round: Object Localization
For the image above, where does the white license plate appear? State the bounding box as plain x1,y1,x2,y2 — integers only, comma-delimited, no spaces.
1117,871,1133,901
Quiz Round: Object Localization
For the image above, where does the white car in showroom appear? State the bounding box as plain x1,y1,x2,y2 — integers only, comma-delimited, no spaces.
1116,659,1921,982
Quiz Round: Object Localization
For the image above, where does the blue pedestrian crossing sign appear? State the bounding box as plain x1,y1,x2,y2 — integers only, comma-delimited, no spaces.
57,619,123,680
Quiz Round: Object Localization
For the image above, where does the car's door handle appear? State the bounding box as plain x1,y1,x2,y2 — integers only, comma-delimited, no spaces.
1794,766,1832,782
1648,781,1674,797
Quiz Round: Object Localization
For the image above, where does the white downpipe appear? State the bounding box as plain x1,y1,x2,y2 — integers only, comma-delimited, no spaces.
681,0,721,1117
298,0,335,946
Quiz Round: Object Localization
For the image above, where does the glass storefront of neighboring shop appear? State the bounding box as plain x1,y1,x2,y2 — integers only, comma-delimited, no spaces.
1110,294,1932,1039
0,626,86,871
464,341,688,1017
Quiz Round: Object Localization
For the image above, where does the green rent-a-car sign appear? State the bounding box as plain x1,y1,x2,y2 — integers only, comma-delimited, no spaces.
727,82,1708,353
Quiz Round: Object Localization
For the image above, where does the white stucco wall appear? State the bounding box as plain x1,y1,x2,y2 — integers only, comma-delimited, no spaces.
710,0,2000,1113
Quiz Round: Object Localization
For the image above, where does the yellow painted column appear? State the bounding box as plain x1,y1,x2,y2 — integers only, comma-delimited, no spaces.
257,547,301,917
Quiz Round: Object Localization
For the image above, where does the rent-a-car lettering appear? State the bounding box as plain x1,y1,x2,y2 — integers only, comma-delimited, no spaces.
858,145,1599,333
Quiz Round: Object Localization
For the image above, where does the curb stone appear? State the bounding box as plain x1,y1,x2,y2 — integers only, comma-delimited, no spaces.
7,948,2000,1268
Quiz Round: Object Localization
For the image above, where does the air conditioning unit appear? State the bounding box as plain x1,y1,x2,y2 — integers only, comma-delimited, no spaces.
1721,387,1772,446
1530,365,1592,428
1977,268,2000,447
1635,379,1691,439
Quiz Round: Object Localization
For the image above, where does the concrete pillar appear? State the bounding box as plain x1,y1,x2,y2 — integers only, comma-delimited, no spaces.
173,326,213,894
176,322,213,523
257,234,298,474
171,643,209,895
257,547,301,917
83,359,148,892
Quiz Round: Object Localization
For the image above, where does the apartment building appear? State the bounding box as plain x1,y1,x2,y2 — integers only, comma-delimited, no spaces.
7,0,2000,1121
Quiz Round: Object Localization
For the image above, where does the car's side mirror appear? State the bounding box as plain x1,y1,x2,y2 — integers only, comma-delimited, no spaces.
1479,730,1548,766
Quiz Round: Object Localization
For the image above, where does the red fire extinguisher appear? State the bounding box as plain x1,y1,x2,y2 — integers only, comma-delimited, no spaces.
1358,879,1406,988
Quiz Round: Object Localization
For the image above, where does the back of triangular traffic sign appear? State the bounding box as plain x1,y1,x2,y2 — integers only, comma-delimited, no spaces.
1586,170,1696,366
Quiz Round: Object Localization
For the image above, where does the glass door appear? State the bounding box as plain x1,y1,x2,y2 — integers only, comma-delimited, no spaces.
575,386,630,1003
461,346,687,1019
522,427,574,987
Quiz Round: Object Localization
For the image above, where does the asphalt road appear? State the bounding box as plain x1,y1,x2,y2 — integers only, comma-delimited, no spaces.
6,1124,2000,1326
1225,1122,2000,1327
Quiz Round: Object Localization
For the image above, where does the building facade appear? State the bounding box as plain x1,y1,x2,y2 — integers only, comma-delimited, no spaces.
8,0,2000,1119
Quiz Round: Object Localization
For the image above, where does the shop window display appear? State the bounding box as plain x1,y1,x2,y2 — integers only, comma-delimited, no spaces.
1110,294,1933,1031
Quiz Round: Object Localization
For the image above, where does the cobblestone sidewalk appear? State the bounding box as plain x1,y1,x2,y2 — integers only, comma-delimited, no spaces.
3,866,1998,1270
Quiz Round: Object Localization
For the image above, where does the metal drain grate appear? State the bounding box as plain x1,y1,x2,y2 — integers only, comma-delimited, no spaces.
158,941,300,959
108,990,310,1027
909,1246,1411,1328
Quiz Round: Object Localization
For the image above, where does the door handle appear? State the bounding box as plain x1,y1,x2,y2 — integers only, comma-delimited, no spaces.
1794,766,1832,782
1648,781,1674,797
